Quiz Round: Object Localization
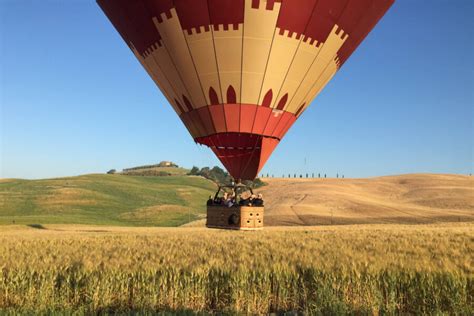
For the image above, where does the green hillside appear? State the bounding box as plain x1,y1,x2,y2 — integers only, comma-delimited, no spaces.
0,174,216,226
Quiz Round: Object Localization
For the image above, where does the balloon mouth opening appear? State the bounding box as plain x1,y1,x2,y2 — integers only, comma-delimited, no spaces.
195,132,279,181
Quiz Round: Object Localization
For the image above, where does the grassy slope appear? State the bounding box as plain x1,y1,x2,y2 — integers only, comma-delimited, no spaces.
0,174,216,226
257,174,474,225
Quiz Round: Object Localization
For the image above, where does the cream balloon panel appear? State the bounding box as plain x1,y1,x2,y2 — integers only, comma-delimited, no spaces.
258,28,302,107
136,45,197,137
213,25,243,104
136,48,196,137
142,43,192,115
241,0,281,105
133,46,185,115
285,25,348,113
274,39,322,111
153,9,207,109
297,57,340,116
185,27,222,106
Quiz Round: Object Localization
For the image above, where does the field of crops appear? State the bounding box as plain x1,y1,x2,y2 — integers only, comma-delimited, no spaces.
0,223,472,314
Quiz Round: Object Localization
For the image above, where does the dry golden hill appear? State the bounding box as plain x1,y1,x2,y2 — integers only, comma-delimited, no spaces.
256,174,473,226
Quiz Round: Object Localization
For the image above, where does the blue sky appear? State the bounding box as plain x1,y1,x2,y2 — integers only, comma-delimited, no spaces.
1,0,473,179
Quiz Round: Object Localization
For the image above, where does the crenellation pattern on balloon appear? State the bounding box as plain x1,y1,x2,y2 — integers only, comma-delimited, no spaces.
278,28,302,41
157,10,174,25
250,0,281,11
185,25,211,36
213,23,241,32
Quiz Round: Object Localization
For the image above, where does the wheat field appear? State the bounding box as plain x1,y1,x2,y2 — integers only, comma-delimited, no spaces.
258,174,474,225
1,223,472,314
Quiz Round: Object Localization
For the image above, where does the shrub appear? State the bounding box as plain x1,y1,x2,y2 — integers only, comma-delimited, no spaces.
188,166,200,175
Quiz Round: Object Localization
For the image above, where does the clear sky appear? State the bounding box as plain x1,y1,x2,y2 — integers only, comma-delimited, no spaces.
1,0,473,179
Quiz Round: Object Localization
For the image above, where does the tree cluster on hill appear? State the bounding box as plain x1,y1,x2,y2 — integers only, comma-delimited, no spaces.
123,161,178,172
188,166,266,188
123,170,171,177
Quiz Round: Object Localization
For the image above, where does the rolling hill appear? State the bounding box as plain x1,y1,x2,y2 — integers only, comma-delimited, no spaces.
0,174,216,226
257,174,474,225
1,173,472,227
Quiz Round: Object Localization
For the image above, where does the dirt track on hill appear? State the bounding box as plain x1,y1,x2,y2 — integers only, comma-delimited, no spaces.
255,174,474,226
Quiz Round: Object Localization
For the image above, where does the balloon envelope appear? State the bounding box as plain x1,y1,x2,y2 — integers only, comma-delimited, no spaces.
98,0,394,180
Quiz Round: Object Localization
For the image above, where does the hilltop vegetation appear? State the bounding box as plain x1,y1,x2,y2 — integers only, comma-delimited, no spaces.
121,166,190,177
0,223,472,314
117,162,265,187
0,174,215,226
119,161,189,176
188,165,266,187
122,161,179,171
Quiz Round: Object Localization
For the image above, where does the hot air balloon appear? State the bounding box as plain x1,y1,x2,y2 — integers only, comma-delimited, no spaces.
98,0,394,229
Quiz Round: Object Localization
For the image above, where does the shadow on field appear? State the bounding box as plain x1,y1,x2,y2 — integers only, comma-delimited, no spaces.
94,307,211,315
27,224,46,230
25,224,109,233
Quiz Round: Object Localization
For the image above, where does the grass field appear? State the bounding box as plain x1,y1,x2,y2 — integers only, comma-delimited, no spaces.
0,174,216,226
0,223,472,314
